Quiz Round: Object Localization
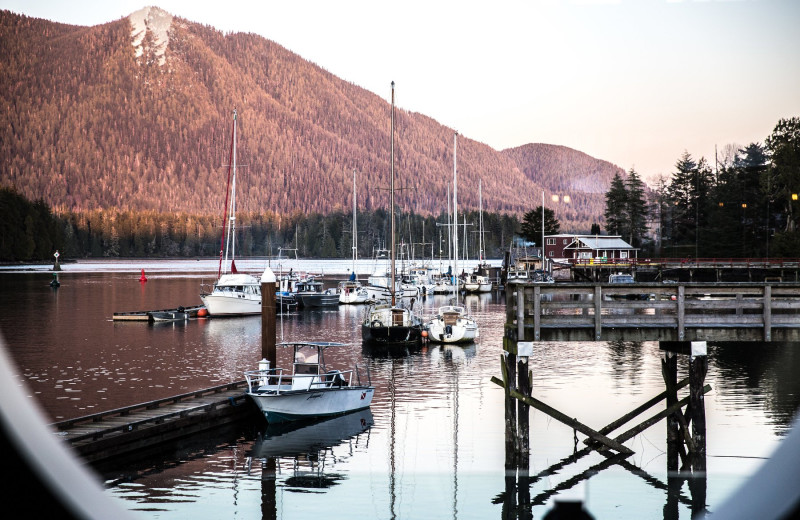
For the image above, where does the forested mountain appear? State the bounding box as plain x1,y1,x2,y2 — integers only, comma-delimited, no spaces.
1,7,622,233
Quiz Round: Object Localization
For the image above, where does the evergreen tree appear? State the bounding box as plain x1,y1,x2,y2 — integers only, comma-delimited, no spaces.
766,117,800,233
604,173,628,236
520,206,560,246
625,168,648,247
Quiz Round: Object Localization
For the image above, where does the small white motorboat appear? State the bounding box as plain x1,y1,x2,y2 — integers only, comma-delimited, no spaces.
338,280,370,304
244,342,374,424
201,272,262,316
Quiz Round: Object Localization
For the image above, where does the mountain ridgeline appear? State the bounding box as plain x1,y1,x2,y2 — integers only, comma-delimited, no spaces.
1,7,624,232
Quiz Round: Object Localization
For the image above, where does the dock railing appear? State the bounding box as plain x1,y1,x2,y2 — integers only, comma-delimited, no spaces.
505,282,800,344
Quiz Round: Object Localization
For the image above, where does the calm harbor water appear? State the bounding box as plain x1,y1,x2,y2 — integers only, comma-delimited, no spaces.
1,259,799,519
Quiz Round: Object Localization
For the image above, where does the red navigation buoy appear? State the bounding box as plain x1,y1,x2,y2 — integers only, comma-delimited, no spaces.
139,269,148,282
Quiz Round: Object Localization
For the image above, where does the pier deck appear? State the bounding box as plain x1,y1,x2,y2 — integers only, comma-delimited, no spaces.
505,282,800,345
51,381,255,463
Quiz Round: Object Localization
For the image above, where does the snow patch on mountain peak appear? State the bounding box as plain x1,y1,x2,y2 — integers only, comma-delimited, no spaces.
129,6,172,66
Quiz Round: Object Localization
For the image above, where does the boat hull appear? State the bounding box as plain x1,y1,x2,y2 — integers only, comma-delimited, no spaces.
426,318,478,343
339,289,369,304
361,323,423,346
148,311,189,323
201,293,261,316
463,282,492,293
248,386,374,424
297,293,340,307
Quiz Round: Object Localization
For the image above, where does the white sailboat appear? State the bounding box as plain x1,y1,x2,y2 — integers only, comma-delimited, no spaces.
340,169,370,304
425,132,478,344
361,82,423,348
201,108,262,317
464,179,493,293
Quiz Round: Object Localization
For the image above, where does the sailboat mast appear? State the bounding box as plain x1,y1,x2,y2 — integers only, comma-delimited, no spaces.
352,168,357,273
453,131,459,303
479,179,484,262
390,81,396,307
217,108,236,279
228,109,237,266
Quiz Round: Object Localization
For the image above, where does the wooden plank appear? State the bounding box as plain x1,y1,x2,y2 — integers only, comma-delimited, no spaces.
491,376,634,455
614,385,712,444
583,377,690,444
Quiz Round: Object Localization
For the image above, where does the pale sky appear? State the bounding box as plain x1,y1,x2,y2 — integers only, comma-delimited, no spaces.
3,0,799,184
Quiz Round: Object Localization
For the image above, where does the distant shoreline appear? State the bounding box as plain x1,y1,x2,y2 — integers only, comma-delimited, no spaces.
0,257,500,276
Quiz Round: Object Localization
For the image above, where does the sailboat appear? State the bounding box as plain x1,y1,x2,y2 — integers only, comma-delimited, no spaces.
425,132,479,344
463,179,493,293
200,109,262,317
340,169,370,304
361,82,423,347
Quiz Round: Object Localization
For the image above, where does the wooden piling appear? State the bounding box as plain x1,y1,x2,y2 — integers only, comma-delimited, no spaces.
261,268,277,366
502,352,518,468
689,341,708,463
517,350,531,459
662,350,680,472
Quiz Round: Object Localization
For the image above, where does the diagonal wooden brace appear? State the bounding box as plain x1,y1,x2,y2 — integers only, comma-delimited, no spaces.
491,376,634,455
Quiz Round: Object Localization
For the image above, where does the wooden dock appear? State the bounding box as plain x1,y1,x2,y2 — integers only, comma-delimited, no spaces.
505,282,800,344
565,257,800,283
51,380,255,464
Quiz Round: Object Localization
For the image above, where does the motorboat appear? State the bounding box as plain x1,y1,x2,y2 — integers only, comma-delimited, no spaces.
244,341,374,424
338,279,370,304
201,272,262,316
425,305,478,344
200,109,263,317
295,277,339,308
147,308,189,323
463,271,492,293
364,267,418,300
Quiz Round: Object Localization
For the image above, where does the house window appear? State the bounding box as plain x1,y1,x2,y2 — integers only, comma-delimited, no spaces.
621,251,628,259
549,251,554,257
563,239,568,245
547,238,555,245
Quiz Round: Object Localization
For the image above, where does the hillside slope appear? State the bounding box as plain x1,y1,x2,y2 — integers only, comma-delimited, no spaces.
1,7,624,231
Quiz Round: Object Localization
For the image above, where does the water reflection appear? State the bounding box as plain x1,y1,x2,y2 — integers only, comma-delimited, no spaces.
251,409,373,519
1,272,799,519
710,342,800,433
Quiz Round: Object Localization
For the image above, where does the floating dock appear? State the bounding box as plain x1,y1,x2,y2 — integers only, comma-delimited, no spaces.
51,381,254,464
112,305,206,322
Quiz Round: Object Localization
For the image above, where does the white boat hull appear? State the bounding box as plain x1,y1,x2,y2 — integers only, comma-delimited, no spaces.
248,386,375,423
426,317,478,343
463,281,492,293
201,293,261,316
339,289,369,304
425,305,478,343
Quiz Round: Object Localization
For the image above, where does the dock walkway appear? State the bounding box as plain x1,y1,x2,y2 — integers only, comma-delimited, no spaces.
51,381,254,463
